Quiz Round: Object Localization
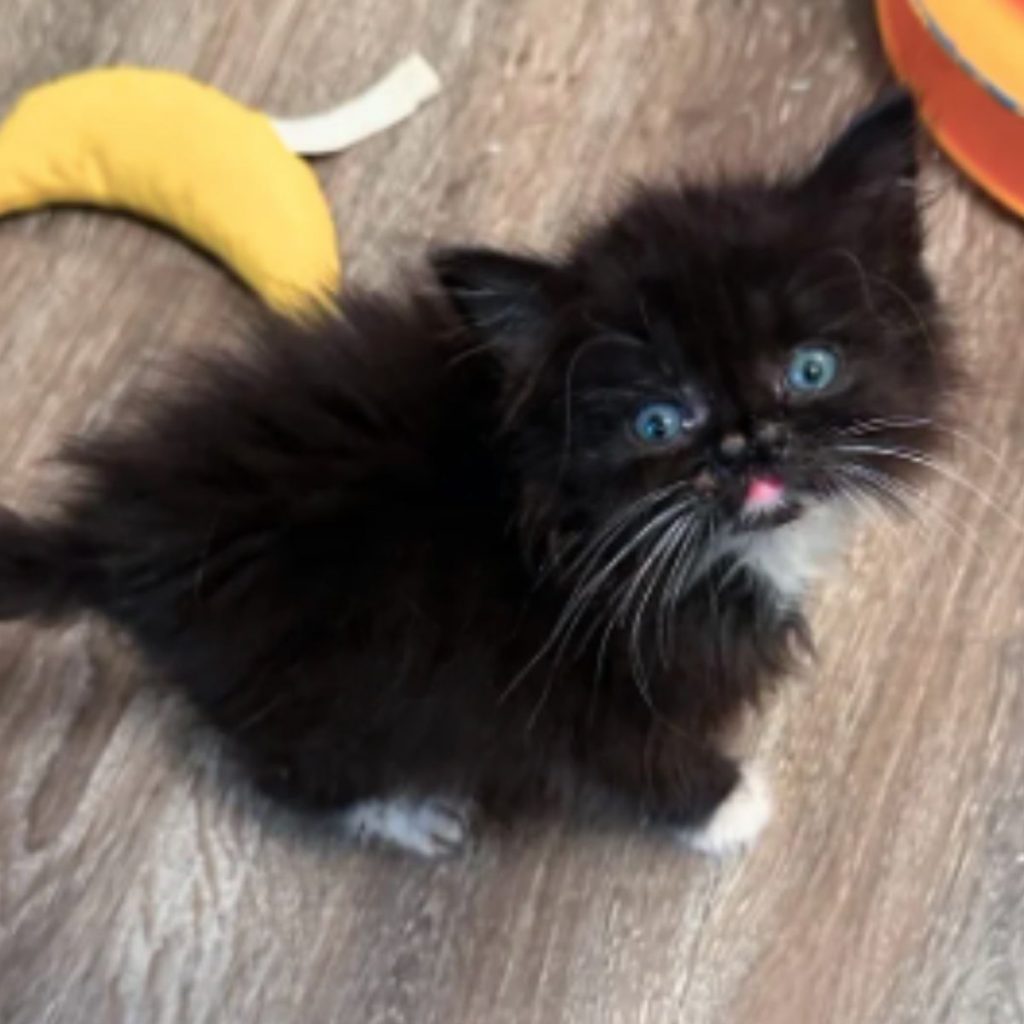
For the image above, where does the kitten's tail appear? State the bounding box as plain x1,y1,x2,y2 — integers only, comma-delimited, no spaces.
0,507,81,621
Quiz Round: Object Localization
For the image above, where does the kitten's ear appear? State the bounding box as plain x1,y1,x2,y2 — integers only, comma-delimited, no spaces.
803,90,920,240
431,247,559,364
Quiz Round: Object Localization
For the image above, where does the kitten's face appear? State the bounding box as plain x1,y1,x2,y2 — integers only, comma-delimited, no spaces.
437,94,954,592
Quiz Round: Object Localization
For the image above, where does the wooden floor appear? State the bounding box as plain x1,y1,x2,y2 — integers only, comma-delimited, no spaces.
1,1,1023,1021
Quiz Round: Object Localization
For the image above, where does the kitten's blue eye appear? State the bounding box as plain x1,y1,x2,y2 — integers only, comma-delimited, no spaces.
633,402,688,445
786,346,839,394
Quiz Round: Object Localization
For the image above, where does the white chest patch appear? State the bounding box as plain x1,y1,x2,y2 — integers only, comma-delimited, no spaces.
716,503,849,602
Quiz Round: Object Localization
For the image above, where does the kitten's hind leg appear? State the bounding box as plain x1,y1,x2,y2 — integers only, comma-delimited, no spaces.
339,794,475,858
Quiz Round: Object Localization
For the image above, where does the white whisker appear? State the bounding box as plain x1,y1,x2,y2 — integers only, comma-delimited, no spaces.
833,461,993,565
504,488,696,709
656,516,706,662
836,416,1007,469
624,514,691,701
834,442,1024,535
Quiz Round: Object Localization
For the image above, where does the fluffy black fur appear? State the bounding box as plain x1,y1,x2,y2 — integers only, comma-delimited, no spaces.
0,94,956,848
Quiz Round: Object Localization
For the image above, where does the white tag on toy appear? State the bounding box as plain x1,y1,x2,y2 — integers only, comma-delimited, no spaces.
271,54,442,157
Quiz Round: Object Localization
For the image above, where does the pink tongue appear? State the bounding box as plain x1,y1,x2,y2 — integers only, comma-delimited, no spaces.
745,475,785,508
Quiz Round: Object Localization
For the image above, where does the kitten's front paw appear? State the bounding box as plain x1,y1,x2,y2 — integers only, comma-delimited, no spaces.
679,766,772,858
340,795,474,858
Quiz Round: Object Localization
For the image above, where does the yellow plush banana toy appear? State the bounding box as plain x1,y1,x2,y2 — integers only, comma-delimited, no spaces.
0,57,440,318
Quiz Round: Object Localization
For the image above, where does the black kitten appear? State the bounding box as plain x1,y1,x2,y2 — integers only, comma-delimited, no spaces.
0,93,954,856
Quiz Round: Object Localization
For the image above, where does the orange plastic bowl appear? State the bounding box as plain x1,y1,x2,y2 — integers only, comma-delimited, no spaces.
876,0,1024,218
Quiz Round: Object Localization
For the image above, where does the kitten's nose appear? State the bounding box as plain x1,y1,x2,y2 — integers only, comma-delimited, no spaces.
718,432,748,461
754,421,788,454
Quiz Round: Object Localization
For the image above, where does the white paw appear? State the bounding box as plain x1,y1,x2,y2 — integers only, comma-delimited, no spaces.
680,767,772,857
340,795,473,858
